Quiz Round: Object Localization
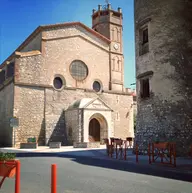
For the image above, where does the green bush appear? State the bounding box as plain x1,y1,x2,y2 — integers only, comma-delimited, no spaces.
0,152,16,161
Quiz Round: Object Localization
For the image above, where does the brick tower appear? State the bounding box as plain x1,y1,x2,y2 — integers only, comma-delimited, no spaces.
92,3,124,91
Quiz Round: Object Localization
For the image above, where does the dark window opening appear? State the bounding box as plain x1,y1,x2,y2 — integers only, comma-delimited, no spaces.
142,28,148,44
112,12,121,17
7,62,15,78
139,27,149,55
53,77,63,89
0,70,5,84
93,81,101,92
140,78,150,98
100,11,109,16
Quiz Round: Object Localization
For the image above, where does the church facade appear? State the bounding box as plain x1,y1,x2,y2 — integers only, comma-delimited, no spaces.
0,4,135,147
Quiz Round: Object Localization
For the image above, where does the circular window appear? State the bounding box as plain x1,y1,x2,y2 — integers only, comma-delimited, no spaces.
70,60,88,81
93,81,101,92
53,77,63,89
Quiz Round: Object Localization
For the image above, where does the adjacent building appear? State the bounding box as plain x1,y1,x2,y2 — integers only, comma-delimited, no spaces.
134,0,192,155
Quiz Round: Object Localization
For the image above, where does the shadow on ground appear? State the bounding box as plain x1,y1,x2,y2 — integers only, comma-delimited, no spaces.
15,148,192,183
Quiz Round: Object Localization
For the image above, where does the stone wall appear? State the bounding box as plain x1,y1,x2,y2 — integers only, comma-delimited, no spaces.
14,86,132,146
7,84,133,147
65,109,83,145
0,82,14,147
44,88,97,145
10,24,134,147
43,25,110,90
135,0,192,155
13,85,45,147
15,54,45,84
99,92,134,139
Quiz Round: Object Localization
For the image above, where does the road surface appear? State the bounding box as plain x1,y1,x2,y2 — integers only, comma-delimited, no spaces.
1,157,192,193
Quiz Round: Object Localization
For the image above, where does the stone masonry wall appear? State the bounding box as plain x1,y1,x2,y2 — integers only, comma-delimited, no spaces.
65,109,83,145
135,0,192,155
44,88,96,145
15,54,45,84
99,93,134,139
44,87,133,145
11,84,133,146
12,24,134,147
13,85,45,147
0,82,14,147
43,25,110,90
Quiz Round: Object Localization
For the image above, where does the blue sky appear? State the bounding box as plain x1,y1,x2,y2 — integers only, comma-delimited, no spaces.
0,0,135,88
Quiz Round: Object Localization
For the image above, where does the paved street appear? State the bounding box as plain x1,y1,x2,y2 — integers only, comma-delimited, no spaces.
1,157,192,193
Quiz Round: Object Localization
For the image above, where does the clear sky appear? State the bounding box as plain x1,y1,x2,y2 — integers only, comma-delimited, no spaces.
0,0,135,89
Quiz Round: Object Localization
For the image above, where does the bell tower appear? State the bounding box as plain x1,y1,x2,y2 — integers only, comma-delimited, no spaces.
92,3,124,91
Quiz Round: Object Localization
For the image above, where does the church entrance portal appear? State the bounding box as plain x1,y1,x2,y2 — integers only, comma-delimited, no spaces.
89,118,100,142
88,113,108,143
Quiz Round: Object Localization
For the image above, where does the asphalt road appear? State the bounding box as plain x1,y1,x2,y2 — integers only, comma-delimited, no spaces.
1,156,192,193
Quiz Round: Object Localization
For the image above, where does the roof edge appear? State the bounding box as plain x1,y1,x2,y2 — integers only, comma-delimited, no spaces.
0,26,42,68
83,97,113,111
1,22,110,68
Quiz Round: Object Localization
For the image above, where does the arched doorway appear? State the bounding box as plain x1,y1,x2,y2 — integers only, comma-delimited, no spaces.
88,113,108,143
89,118,100,142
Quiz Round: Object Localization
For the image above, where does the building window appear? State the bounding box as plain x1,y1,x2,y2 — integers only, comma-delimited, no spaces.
0,70,5,84
70,60,88,81
142,28,148,44
100,11,109,16
139,27,149,55
53,76,65,90
140,78,150,99
93,81,101,92
6,62,15,78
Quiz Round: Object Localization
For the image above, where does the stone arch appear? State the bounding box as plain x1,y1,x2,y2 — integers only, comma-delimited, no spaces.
117,28,121,43
112,56,121,71
88,113,108,143
112,27,119,42
119,58,122,71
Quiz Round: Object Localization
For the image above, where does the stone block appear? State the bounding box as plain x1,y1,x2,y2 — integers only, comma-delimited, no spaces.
87,142,100,148
73,142,87,148
20,143,38,149
73,142,100,148
49,142,61,148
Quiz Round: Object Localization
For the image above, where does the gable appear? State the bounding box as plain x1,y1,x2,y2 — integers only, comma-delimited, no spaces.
83,98,113,111
43,24,109,52
43,22,110,43
1,22,110,67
